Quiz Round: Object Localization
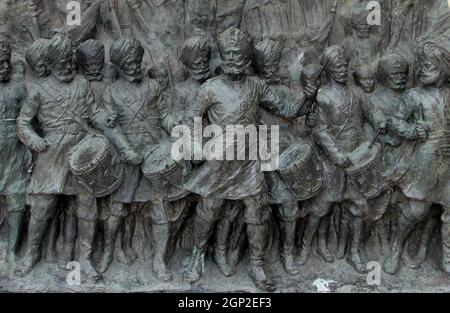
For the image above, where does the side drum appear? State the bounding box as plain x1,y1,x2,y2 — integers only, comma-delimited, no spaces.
278,143,323,201
141,142,191,201
69,134,124,197
346,141,383,199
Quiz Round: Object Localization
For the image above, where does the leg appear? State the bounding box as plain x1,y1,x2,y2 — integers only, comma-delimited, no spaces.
44,208,60,263
149,198,172,281
276,201,300,274
99,198,124,274
244,194,276,292
122,206,138,261
297,199,332,265
347,198,369,274
317,212,335,263
213,202,234,277
16,194,58,277
383,199,431,274
441,206,450,274
336,203,350,259
59,206,77,268
403,207,439,269
75,192,99,281
183,198,224,283
6,194,27,265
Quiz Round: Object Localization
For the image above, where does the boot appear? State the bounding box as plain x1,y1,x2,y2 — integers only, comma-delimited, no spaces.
58,212,77,269
214,218,233,277
247,223,276,292
98,216,121,273
78,219,99,282
297,215,320,265
383,213,416,275
441,222,450,274
151,223,172,281
45,213,59,263
6,211,25,265
123,213,139,261
115,226,135,265
15,216,49,277
279,221,300,275
317,217,335,263
403,217,437,269
336,209,350,259
347,217,368,274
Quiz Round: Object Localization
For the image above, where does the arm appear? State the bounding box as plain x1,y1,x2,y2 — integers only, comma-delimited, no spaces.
311,96,351,168
259,83,308,119
17,87,48,152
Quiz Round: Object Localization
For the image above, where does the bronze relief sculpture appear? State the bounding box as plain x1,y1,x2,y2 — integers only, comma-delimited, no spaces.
0,0,449,293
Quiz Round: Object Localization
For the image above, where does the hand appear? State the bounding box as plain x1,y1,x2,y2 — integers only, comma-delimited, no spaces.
121,149,142,165
304,83,318,100
335,153,352,168
416,125,428,142
306,113,317,128
106,114,117,128
31,138,50,152
379,120,388,134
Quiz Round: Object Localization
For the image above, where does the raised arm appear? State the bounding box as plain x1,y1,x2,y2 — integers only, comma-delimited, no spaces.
259,81,308,119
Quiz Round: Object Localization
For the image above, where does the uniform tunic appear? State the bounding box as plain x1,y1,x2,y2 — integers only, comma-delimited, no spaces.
184,75,305,200
0,81,30,195
17,75,102,195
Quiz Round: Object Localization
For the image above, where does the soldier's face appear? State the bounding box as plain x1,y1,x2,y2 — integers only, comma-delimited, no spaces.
191,50,210,82
221,47,249,78
54,54,75,83
36,60,50,78
122,54,143,81
262,58,280,84
356,73,375,93
354,23,370,39
386,69,408,91
83,60,104,81
420,59,443,86
329,58,348,84
0,59,11,82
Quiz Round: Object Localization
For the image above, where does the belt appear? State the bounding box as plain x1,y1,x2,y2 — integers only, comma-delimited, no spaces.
43,124,84,135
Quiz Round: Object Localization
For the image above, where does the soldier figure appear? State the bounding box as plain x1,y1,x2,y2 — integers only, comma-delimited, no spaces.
252,39,318,274
0,38,30,270
304,46,386,273
16,34,112,280
182,27,308,291
384,40,450,274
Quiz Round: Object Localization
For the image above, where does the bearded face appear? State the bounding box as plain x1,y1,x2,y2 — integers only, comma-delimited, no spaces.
328,57,349,84
386,69,408,92
121,54,143,82
221,46,250,79
190,51,210,82
53,53,75,83
82,59,104,81
419,58,444,86
0,59,11,82
262,58,280,85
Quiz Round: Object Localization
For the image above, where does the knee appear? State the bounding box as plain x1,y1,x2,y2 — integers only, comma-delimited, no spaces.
276,202,299,222
7,194,27,212
27,194,57,221
400,201,431,222
441,207,450,224
76,193,98,221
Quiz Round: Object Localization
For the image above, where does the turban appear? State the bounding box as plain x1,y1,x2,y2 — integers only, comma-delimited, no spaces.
218,27,252,60
418,39,450,77
109,38,144,68
0,38,11,61
379,51,409,75
76,39,105,66
253,39,281,68
47,34,74,67
25,39,49,69
180,36,211,67
320,46,348,70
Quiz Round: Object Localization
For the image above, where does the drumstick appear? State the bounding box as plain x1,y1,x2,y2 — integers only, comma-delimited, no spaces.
369,128,382,149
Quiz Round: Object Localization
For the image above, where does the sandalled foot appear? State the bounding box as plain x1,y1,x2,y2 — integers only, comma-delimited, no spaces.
214,248,233,277
347,250,368,274
383,250,401,275
153,252,172,282
281,253,300,275
317,245,335,263
14,252,40,277
98,250,114,274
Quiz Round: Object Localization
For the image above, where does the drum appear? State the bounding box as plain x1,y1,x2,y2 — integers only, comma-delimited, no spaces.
278,143,323,201
346,141,383,199
69,134,124,197
141,142,191,200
